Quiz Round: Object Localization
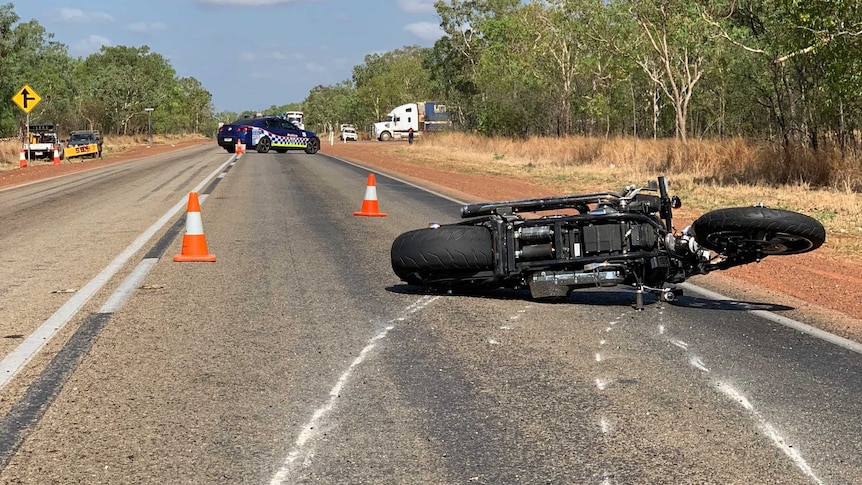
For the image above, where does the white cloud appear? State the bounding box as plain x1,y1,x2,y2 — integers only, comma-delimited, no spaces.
404,21,444,41
59,8,114,23
73,35,112,57
397,0,436,14
128,22,168,33
241,52,256,61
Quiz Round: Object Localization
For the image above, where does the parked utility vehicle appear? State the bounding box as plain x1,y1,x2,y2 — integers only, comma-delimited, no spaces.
23,124,63,160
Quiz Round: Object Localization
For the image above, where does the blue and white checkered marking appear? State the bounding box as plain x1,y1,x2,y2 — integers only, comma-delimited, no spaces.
251,127,309,148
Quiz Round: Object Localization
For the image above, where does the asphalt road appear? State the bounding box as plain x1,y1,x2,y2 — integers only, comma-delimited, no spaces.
0,146,859,484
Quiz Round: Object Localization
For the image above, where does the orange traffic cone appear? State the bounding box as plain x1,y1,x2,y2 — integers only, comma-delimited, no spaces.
19,148,27,168
174,192,216,262
236,138,244,155
353,174,387,217
53,147,61,165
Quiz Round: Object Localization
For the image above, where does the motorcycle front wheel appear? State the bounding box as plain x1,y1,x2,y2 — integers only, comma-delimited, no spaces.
692,207,826,256
391,225,496,287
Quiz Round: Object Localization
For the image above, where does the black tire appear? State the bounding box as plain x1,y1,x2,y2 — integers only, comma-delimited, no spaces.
257,136,271,153
379,131,392,142
304,137,320,154
692,207,825,256
391,225,495,286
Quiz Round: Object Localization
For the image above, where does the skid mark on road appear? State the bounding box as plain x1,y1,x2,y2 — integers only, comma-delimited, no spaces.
715,381,824,485
658,309,823,484
689,356,710,373
269,296,438,485
485,304,532,347
592,310,630,485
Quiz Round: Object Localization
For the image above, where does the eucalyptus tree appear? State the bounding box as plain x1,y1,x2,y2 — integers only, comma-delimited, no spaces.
0,4,76,135
7,22,75,129
352,46,436,125
622,0,716,145
302,80,359,133
434,0,523,133
161,76,213,135
471,4,545,136
0,3,22,135
73,45,176,135
702,0,862,154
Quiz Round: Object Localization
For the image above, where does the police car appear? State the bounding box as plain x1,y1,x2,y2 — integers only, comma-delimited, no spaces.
217,116,320,154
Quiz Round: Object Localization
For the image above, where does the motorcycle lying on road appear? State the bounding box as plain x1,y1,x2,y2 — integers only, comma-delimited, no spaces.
391,176,826,309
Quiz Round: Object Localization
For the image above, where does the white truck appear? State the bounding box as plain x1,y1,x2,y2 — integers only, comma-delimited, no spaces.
340,127,358,141
23,124,64,161
284,111,304,130
372,102,452,141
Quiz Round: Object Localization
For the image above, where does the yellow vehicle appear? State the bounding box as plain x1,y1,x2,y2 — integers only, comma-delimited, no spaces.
64,130,103,159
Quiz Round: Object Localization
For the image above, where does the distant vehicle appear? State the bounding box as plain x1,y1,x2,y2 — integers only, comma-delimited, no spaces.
23,124,63,160
283,111,304,130
64,130,103,159
340,127,358,141
372,102,452,141
217,115,320,154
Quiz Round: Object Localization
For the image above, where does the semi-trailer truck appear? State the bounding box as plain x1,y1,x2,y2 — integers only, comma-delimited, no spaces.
372,102,451,141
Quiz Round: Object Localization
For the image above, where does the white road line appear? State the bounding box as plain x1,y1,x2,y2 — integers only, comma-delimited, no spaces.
329,154,844,484
269,296,439,485
331,155,862,358
716,381,824,485
0,155,236,391
680,282,862,355
99,259,158,313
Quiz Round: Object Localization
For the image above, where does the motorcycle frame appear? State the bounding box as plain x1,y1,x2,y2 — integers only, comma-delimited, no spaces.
456,176,686,309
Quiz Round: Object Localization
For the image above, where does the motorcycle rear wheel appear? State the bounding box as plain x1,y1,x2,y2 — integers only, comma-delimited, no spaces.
692,207,825,255
391,225,495,287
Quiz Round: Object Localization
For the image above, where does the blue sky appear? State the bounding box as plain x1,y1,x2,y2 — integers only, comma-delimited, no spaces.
13,0,445,113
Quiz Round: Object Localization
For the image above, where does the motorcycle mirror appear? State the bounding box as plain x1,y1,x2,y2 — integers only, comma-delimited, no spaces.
671,195,682,209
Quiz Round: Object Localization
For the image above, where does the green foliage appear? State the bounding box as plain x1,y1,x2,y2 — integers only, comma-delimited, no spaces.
0,3,213,139
2,0,861,184
352,46,437,125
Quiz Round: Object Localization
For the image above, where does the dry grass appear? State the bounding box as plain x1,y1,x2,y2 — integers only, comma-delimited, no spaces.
3,130,859,253
403,133,862,253
0,133,208,171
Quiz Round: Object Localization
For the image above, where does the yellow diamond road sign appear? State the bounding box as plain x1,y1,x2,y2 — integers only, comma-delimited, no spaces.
12,85,41,113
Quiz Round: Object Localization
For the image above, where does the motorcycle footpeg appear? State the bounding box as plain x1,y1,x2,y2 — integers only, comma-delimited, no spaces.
659,288,683,302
